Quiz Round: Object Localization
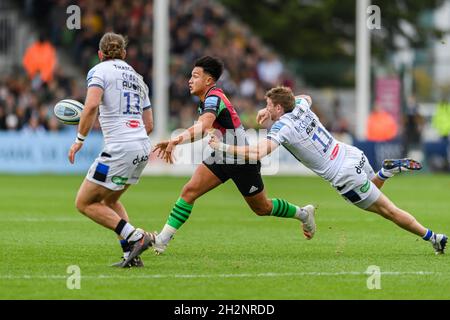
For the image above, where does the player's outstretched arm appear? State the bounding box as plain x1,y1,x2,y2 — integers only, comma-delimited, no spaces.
153,112,216,163
208,134,278,161
68,86,103,164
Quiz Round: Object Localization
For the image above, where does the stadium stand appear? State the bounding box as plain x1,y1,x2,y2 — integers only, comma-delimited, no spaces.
0,0,294,132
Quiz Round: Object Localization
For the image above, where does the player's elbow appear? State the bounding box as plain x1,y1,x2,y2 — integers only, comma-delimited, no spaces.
75,196,86,214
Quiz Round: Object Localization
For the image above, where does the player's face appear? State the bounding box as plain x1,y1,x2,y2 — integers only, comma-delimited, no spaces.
189,67,213,97
266,98,282,121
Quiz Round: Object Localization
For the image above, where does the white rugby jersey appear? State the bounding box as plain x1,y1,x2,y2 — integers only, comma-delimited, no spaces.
267,97,346,181
86,59,151,146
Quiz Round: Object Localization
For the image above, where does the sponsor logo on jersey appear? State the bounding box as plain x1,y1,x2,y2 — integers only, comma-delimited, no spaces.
126,120,140,128
355,153,366,174
112,176,128,185
204,96,219,111
293,113,315,134
113,63,133,71
305,119,317,135
360,180,370,193
133,155,149,165
330,144,340,160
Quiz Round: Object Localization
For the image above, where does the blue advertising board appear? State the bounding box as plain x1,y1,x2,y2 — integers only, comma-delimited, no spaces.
0,132,104,173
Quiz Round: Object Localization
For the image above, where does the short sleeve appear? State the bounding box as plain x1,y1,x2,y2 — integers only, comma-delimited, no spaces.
86,66,105,89
201,95,220,116
143,96,152,110
139,78,151,109
267,121,286,145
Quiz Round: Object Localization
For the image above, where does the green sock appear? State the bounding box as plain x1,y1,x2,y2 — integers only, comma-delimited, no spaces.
167,197,193,229
271,198,297,218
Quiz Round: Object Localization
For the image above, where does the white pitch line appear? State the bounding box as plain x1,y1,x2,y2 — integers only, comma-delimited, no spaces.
0,271,438,280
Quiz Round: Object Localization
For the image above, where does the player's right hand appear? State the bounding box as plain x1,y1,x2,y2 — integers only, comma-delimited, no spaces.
68,142,83,164
163,140,177,164
153,138,181,164
256,108,270,126
153,140,169,159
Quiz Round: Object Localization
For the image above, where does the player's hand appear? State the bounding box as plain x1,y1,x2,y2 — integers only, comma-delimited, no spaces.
297,95,312,106
153,140,170,159
208,134,220,150
163,139,178,164
256,108,270,126
68,142,83,164
153,137,182,164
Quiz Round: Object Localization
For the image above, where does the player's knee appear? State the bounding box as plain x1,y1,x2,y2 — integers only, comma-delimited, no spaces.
75,197,86,214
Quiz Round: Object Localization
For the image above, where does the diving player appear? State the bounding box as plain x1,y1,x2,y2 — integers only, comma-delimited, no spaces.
209,86,447,254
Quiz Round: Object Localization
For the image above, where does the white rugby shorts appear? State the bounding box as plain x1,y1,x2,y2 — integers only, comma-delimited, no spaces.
330,145,381,209
86,140,151,191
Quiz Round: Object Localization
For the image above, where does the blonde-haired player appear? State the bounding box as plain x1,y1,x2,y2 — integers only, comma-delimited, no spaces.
68,32,154,267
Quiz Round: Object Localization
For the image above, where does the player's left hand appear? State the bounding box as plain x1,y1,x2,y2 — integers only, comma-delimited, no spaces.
68,142,83,164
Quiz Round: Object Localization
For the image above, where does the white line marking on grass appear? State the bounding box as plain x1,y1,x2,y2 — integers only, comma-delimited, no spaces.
0,271,438,280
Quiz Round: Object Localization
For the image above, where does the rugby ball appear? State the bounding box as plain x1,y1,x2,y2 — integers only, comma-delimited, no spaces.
53,99,84,125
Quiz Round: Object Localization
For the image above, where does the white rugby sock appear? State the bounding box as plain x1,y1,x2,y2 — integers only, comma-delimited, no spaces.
294,206,308,222
115,219,143,243
127,228,144,242
158,224,177,244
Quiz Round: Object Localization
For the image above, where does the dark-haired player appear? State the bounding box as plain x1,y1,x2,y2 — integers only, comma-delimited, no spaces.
152,56,316,253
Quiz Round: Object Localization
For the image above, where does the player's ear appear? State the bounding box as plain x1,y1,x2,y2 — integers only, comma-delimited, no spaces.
206,75,213,86
122,49,126,59
98,50,103,61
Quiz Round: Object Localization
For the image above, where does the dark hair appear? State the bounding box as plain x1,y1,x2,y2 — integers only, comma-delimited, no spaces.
194,56,224,82
265,86,296,113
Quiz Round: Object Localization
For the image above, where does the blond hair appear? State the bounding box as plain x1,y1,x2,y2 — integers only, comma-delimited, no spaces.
265,86,295,112
99,32,127,60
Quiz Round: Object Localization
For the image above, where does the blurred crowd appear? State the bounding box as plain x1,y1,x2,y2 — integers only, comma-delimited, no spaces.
2,0,446,156
0,0,295,133
0,68,85,133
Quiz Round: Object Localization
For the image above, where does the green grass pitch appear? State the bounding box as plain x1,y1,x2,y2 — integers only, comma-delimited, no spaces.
1,174,449,299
